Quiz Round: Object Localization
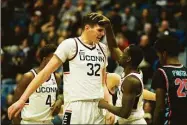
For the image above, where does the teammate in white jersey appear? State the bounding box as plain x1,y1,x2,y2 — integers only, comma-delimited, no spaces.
8,13,114,124
12,44,63,124
99,45,147,124
91,14,155,124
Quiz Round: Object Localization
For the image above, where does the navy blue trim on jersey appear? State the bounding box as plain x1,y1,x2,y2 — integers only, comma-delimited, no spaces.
63,61,70,72
98,43,106,62
77,37,96,50
68,38,78,61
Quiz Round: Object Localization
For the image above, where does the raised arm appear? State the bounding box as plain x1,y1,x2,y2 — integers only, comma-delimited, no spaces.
105,23,123,62
92,14,123,62
8,55,62,119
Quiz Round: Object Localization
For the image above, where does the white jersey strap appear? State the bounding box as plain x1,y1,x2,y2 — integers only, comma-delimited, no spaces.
30,69,37,77
121,73,143,97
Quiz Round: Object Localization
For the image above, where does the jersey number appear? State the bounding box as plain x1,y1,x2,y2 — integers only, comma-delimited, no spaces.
175,78,187,97
46,95,52,106
87,63,100,76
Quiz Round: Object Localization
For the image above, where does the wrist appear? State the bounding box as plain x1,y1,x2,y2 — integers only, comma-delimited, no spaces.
20,97,27,103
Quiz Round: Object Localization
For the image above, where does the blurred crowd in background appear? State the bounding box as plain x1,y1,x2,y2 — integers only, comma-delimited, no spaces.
1,0,187,124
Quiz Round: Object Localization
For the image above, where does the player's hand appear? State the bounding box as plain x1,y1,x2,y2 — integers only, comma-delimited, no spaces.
98,99,108,109
89,13,110,26
98,15,110,26
51,99,63,116
105,112,115,125
8,100,25,120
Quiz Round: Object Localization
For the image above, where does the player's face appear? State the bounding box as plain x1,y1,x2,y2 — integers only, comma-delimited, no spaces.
87,24,105,44
119,47,131,67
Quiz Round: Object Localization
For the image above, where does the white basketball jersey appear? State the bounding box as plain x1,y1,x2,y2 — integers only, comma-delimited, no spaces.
115,72,144,122
63,37,107,102
21,69,58,121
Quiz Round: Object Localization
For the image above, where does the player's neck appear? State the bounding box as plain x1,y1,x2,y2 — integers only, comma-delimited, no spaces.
80,34,94,45
124,66,138,76
166,57,180,65
37,62,46,72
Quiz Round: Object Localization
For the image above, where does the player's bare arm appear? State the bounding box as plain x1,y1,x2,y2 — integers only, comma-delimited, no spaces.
51,73,63,116
12,72,34,124
98,76,141,118
153,88,165,125
8,55,62,120
55,72,63,103
90,13,123,62
143,89,156,101
101,17,123,63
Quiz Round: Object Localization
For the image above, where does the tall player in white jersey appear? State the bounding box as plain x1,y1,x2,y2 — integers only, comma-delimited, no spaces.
8,13,114,124
12,44,63,124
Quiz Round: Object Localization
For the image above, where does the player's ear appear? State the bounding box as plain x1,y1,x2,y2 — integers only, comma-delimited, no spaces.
126,56,131,63
42,57,46,61
85,24,90,30
163,51,167,58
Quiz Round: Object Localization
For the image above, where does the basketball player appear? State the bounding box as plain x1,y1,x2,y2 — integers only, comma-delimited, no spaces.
99,45,147,124
8,13,113,124
104,73,155,124
152,35,187,125
12,44,63,124
95,14,155,124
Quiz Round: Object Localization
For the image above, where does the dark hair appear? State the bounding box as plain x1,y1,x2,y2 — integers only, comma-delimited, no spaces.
39,44,57,60
81,12,104,29
154,35,180,57
128,45,143,68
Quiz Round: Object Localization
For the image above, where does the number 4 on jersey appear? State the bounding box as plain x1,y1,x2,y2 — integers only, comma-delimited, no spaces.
46,95,52,106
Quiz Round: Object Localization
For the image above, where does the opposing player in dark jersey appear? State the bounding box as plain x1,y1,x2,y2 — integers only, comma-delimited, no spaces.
12,44,63,124
152,35,187,125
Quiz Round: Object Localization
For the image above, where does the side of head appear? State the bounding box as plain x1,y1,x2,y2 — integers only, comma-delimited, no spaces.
154,35,180,65
39,44,57,64
120,45,143,69
81,12,106,43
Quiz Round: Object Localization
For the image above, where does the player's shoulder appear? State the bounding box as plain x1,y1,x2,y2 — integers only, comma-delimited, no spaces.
107,73,120,80
64,38,76,43
107,73,121,84
59,38,77,46
23,71,35,80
